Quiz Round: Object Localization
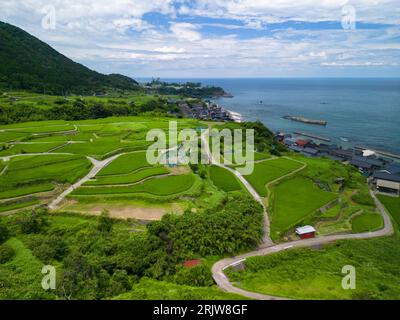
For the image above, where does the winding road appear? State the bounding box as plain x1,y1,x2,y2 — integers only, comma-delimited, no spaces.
201,128,395,300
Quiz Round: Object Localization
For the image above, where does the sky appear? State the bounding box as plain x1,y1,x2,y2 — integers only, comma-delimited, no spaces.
1,0,400,78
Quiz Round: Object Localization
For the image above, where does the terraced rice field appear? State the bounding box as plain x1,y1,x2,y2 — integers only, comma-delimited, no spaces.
73,173,198,197
0,117,204,214
0,154,92,199
244,158,303,197
351,213,383,233
209,165,243,192
270,176,338,240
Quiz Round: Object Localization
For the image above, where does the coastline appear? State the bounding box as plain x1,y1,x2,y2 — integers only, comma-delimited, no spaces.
227,110,242,123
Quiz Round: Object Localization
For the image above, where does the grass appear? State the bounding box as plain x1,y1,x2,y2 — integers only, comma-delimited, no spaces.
377,195,400,229
73,174,197,197
226,237,400,300
98,151,151,176
0,198,40,213
209,165,243,192
85,167,169,186
0,142,66,156
270,176,338,240
0,183,54,200
111,277,246,300
0,155,91,188
351,213,383,233
244,158,303,197
0,238,55,299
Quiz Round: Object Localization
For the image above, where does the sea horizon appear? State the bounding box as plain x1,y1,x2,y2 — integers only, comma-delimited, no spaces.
141,77,400,156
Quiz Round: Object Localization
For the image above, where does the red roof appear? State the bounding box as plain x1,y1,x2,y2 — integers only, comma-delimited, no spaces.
296,139,309,147
183,259,201,268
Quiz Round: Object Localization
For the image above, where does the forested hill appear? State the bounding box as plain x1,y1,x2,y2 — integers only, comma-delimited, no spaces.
0,21,139,95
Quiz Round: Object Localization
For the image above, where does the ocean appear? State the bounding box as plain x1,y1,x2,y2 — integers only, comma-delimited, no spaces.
146,78,400,154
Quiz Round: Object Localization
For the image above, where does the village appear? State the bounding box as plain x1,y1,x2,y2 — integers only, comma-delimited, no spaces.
275,131,400,197
171,99,238,122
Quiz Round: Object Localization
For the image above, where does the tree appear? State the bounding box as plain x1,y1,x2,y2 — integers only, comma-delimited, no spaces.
97,210,114,233
17,208,48,234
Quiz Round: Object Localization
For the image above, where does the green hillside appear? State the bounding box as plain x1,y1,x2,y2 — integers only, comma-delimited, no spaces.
0,21,139,95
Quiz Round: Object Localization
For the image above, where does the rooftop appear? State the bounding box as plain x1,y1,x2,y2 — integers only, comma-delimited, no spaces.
373,172,400,183
296,225,316,235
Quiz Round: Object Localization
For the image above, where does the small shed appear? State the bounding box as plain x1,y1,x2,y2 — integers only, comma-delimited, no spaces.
296,225,316,239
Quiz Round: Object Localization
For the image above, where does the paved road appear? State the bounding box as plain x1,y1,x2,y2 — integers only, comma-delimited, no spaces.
48,154,122,210
48,146,176,210
211,189,394,300
200,129,273,246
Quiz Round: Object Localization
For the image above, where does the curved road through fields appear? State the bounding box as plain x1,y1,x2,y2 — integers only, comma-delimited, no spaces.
201,129,395,300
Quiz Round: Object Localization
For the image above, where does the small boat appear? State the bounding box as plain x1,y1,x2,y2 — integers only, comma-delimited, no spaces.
340,137,349,142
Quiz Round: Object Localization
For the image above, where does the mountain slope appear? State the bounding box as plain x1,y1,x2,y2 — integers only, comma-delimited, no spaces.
0,21,139,94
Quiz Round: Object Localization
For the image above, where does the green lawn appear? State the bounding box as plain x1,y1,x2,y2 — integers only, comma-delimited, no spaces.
377,195,400,229
244,158,303,197
226,237,400,300
351,213,383,233
270,176,337,240
209,165,243,192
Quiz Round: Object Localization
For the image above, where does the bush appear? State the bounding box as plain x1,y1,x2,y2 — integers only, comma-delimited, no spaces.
173,263,214,287
0,243,15,264
352,192,375,207
27,235,68,263
0,224,10,244
17,208,48,234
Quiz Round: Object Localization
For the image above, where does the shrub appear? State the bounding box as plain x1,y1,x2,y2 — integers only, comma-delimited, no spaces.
352,192,375,207
16,208,48,234
0,243,15,264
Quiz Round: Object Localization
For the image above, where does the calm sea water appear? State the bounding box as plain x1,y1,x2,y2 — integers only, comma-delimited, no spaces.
147,78,400,154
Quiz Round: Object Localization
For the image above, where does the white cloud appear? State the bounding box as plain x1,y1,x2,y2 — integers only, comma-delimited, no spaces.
170,22,202,41
0,0,399,77
154,46,186,53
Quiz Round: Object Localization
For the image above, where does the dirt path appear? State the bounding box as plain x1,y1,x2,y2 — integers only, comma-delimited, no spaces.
212,189,394,300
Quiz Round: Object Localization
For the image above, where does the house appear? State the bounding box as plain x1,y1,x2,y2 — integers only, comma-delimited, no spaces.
329,148,355,161
302,147,319,157
373,171,400,195
289,145,304,153
350,159,374,175
352,156,385,168
295,139,309,147
284,137,297,146
381,163,400,175
296,225,316,239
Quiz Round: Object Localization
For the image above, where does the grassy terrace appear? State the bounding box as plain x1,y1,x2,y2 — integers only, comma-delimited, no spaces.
73,173,198,197
378,195,400,229
244,158,303,197
209,165,243,192
0,154,92,199
270,176,338,240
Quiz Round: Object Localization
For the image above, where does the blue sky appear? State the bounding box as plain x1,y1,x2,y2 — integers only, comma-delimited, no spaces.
1,0,400,78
